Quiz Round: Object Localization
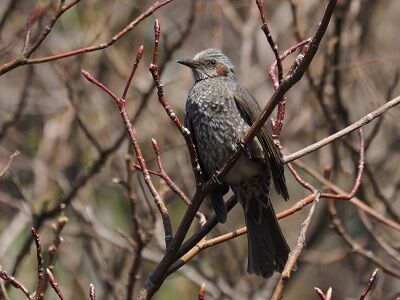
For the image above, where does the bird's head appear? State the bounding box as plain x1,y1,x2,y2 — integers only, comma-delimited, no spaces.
177,48,235,82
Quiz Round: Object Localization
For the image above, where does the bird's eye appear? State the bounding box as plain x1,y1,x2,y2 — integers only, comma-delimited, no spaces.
210,59,217,66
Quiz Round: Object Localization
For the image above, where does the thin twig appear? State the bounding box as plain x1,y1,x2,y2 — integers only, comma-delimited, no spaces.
364,166,400,222
256,0,287,136
288,0,303,42
0,270,32,300
269,38,312,88
122,45,144,100
32,228,45,300
0,280,11,300
198,282,206,300
365,65,400,149
48,208,68,268
0,64,33,141
271,192,321,300
329,202,400,278
41,206,68,296
255,0,283,81
314,287,332,300
359,268,379,300
123,156,154,300
0,151,20,179
149,19,203,185
46,269,64,300
358,210,400,263
132,139,206,224
89,283,96,300
283,95,400,163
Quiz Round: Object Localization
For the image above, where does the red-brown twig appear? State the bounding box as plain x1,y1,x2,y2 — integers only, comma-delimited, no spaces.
132,139,206,225
255,0,282,81
46,269,64,300
32,228,45,300
314,287,332,300
149,19,203,185
0,0,175,76
295,158,400,232
255,0,286,137
198,282,206,300
81,46,173,249
0,270,32,300
313,269,379,300
269,38,312,89
360,268,379,300
289,126,400,232
122,45,144,100
287,162,315,193
89,283,96,300
258,0,312,137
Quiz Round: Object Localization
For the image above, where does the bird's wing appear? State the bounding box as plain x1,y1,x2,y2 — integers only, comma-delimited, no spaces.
233,85,289,201
185,116,229,222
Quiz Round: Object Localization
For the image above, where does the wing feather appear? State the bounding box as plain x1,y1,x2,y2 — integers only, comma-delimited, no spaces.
233,86,289,200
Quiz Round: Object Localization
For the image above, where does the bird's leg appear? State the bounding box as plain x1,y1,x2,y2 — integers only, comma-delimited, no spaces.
236,138,246,152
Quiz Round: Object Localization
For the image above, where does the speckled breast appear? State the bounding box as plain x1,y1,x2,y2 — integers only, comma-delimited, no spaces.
185,77,249,176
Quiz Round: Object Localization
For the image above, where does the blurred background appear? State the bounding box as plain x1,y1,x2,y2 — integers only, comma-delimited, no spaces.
0,0,399,299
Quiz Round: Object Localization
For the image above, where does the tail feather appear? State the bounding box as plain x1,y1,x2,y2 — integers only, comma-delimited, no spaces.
234,177,290,278
210,192,227,223
210,184,229,223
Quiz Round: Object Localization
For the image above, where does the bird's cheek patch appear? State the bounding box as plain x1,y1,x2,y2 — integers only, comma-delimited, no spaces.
216,63,229,76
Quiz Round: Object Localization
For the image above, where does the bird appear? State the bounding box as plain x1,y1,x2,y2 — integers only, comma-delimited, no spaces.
177,48,290,278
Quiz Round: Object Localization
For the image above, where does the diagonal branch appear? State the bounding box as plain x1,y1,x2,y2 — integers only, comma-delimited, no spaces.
0,270,32,300
132,139,206,224
329,203,400,278
283,95,400,163
0,151,20,180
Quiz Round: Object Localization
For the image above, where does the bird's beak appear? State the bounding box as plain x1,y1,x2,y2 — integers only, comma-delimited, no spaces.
177,59,198,68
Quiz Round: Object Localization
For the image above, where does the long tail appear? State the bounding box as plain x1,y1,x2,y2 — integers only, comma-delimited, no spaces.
234,177,290,278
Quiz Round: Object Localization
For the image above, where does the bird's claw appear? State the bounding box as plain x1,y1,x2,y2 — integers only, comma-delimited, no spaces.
236,139,246,151
212,172,223,186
